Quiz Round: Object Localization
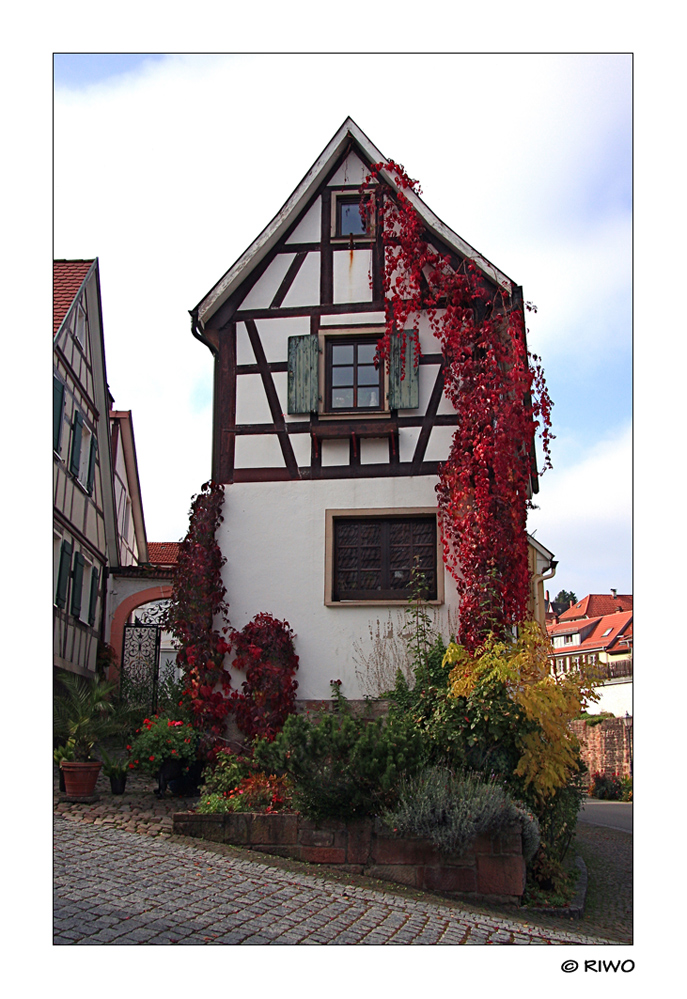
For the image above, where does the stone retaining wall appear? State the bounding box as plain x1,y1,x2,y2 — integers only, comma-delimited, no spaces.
172,811,526,904
571,716,633,778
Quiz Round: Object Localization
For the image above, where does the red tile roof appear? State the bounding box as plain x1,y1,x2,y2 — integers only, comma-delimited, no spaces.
558,593,632,622
54,259,95,334
548,610,632,654
147,542,180,566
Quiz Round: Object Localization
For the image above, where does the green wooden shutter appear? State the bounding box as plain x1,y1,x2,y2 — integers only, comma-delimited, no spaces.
287,335,319,414
56,540,72,609
86,436,98,494
53,376,65,453
69,411,84,477
88,567,99,627
70,552,85,618
388,331,419,410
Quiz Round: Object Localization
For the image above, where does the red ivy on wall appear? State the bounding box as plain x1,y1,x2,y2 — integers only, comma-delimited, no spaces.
230,613,299,743
165,481,232,741
362,163,554,651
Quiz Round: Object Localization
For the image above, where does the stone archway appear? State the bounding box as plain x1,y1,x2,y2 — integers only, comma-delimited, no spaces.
108,583,173,685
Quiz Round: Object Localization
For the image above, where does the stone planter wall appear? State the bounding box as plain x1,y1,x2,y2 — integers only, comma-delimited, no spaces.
172,811,526,904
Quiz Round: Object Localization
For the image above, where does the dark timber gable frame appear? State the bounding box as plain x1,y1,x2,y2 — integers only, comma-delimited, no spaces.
191,117,537,493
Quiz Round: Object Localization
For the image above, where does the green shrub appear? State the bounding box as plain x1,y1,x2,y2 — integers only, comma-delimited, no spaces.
200,749,253,796
196,773,293,814
253,704,426,822
590,771,631,801
383,767,540,861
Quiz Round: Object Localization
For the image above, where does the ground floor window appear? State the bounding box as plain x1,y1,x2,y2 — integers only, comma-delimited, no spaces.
325,509,440,604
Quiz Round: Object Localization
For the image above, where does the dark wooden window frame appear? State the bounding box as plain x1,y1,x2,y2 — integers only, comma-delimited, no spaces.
324,507,443,606
335,195,366,238
324,333,385,415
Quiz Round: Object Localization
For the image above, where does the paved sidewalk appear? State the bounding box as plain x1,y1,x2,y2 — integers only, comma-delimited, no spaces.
54,817,614,945
54,768,616,946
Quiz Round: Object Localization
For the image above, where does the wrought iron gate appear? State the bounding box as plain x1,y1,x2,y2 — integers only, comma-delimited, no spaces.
121,624,161,713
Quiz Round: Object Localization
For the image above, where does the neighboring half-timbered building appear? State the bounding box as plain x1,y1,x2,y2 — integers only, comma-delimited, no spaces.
53,259,149,679
191,118,555,703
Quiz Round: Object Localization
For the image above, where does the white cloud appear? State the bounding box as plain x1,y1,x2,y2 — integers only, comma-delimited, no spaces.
528,424,631,594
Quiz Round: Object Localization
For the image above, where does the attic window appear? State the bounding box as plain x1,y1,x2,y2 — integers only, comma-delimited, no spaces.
602,627,613,637
336,196,366,237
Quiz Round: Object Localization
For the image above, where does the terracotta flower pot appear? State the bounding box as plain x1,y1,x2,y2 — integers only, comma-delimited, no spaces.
61,761,102,798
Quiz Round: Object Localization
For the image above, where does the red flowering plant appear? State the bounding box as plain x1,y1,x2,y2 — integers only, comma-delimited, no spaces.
165,481,233,751
126,716,199,775
230,613,299,742
360,163,554,651
196,773,293,815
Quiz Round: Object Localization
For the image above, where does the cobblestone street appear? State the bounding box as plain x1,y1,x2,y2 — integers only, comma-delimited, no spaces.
53,772,618,946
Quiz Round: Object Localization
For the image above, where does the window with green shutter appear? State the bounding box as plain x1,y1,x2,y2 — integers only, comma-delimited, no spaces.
388,331,419,410
287,334,320,414
86,436,98,495
53,376,65,453
88,567,100,627
69,411,84,477
56,540,72,609
70,552,85,619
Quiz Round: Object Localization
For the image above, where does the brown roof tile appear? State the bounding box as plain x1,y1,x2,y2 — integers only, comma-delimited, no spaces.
558,593,632,621
147,542,180,566
53,259,95,335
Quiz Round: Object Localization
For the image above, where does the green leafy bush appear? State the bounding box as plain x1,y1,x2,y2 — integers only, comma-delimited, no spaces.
253,702,426,822
196,773,293,814
383,767,540,861
127,716,198,774
200,749,253,797
589,771,632,801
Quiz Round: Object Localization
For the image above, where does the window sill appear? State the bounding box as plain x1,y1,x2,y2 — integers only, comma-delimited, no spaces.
325,598,444,607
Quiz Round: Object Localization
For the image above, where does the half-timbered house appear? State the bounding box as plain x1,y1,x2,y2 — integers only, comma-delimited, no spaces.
191,119,555,705
53,259,149,679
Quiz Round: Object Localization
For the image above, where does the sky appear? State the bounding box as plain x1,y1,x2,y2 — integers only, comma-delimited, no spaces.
53,52,632,599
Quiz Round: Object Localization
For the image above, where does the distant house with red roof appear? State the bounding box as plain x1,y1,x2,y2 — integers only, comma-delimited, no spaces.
546,592,632,717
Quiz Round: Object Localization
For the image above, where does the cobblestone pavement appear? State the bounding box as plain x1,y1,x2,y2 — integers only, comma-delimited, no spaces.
54,772,615,946
572,824,632,944
54,816,615,946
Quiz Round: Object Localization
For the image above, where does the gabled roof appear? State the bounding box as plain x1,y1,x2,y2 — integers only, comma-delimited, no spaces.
558,593,633,622
194,117,515,327
548,610,632,655
54,259,96,335
147,542,180,566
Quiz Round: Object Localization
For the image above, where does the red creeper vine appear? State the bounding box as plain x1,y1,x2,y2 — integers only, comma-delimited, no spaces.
361,162,554,651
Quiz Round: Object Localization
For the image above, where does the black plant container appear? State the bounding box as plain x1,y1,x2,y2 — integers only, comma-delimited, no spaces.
110,774,127,795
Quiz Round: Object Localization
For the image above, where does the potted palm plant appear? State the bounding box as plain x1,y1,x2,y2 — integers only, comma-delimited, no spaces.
54,674,117,798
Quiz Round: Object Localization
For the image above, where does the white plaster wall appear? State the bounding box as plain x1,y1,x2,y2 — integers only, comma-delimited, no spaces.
234,434,285,468
321,439,350,466
256,316,309,363
360,438,389,464
333,249,373,304
328,152,368,186
586,681,632,717
321,312,385,327
236,323,256,365
236,373,273,424
424,426,457,462
286,198,322,243
289,433,312,467
218,476,458,701
239,253,295,310
281,252,320,308
399,426,421,462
